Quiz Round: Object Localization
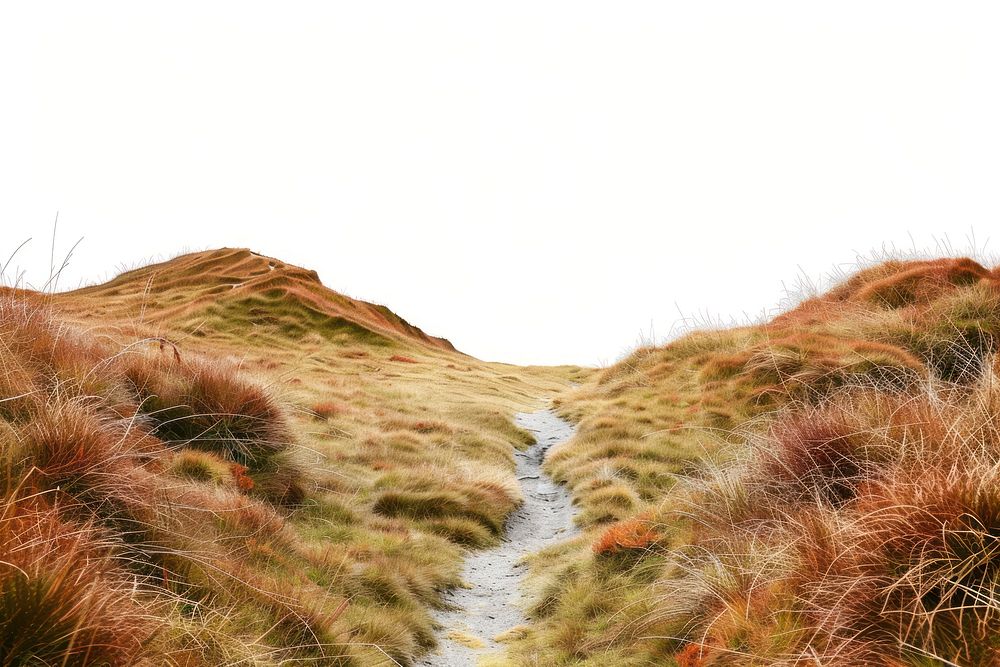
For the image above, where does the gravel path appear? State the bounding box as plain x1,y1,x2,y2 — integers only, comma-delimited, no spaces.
419,409,577,666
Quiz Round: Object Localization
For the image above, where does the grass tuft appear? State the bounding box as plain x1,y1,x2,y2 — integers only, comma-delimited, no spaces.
0,497,154,665
592,513,660,558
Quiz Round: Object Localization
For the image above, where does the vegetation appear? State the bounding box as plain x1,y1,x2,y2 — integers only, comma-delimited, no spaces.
502,257,1000,665
0,248,584,665
7,246,1000,665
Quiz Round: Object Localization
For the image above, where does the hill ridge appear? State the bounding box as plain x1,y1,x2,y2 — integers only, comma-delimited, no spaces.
56,247,458,352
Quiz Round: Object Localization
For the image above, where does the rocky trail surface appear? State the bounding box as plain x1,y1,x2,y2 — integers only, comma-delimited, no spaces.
419,409,577,666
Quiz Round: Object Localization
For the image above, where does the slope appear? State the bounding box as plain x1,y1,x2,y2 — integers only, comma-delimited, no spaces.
0,249,588,666
56,247,457,351
502,257,1000,665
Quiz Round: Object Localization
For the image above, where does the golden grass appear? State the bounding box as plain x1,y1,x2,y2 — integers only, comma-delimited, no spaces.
0,249,589,665
503,256,1000,665
18,247,1000,664
446,628,487,649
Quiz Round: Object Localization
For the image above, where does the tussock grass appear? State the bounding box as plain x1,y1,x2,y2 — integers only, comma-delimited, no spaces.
592,513,660,560
650,375,1000,665
121,352,294,464
504,256,1000,665
0,292,348,664
0,496,153,665
0,248,585,665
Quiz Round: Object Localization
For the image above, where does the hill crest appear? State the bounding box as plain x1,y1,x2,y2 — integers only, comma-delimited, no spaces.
54,248,457,352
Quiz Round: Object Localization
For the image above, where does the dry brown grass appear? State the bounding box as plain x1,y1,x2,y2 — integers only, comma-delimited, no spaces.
0,292,348,664
504,256,1000,666
0,495,154,665
0,249,585,665
591,513,660,559
653,376,1000,665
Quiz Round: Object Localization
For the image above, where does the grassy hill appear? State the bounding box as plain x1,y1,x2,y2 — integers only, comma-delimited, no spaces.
500,257,1000,666
0,248,586,665
55,248,458,351
6,249,1000,665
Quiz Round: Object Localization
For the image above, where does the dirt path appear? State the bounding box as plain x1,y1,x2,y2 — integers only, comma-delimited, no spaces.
419,409,577,666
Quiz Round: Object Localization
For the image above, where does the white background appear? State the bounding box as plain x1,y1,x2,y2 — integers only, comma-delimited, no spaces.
2,2,998,365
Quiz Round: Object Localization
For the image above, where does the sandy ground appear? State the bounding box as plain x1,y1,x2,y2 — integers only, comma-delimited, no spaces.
418,409,577,667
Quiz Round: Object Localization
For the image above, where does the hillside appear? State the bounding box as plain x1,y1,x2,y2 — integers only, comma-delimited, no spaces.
0,249,586,666
51,247,457,351
6,250,1000,666
500,257,1000,665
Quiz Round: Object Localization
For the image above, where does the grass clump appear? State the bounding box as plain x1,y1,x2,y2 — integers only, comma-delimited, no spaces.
0,498,153,665
373,489,506,537
168,449,232,484
389,354,418,363
123,353,292,466
591,513,660,560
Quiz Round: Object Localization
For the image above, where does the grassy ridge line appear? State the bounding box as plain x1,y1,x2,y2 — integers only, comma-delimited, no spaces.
0,250,589,666
502,257,1000,665
56,247,458,352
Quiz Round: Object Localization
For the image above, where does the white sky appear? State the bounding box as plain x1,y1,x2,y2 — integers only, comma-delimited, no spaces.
2,2,999,366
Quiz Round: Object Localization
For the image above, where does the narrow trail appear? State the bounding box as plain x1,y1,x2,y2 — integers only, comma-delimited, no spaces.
419,409,577,666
